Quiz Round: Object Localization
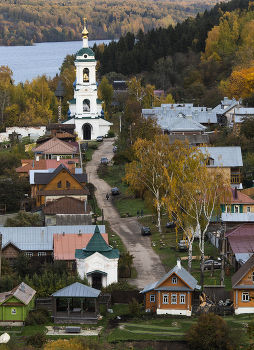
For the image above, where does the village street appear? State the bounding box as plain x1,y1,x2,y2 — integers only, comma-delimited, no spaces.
85,138,166,289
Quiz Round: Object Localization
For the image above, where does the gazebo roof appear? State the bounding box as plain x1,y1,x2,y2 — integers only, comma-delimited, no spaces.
51,282,101,298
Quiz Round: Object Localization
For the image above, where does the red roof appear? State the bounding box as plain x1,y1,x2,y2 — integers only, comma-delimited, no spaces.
16,159,79,173
42,197,91,214
226,223,254,254
53,233,109,260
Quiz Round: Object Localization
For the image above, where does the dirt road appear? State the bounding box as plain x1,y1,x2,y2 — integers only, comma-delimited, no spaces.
85,138,166,289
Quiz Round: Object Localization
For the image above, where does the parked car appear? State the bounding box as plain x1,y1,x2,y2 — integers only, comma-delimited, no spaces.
111,187,120,195
100,157,108,164
97,136,103,142
178,240,188,251
141,227,151,236
201,260,222,270
166,221,176,228
113,146,117,153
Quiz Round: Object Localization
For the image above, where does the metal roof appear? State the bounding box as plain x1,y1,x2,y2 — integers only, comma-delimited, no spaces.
0,225,106,251
52,282,100,298
141,262,197,293
0,282,36,305
53,233,108,260
232,255,254,287
199,146,243,167
222,213,254,222
33,137,77,155
43,197,90,214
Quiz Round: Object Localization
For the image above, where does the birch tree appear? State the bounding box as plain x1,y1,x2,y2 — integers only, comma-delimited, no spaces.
0,66,14,126
125,135,171,233
163,141,230,274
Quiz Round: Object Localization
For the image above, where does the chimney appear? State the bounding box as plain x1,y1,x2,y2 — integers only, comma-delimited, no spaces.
63,231,65,236
20,283,25,293
234,187,238,199
78,230,82,236
57,156,60,161
177,258,181,269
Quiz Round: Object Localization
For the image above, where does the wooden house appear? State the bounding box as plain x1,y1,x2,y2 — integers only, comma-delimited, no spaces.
0,283,36,324
140,259,198,316
231,255,254,314
32,137,78,160
199,146,243,189
30,163,88,206
221,187,254,214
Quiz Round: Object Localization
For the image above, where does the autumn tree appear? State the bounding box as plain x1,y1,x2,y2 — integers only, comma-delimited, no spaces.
0,66,14,127
163,141,230,273
125,135,172,233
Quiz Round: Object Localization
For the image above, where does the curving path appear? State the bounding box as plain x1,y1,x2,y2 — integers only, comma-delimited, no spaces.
85,138,166,289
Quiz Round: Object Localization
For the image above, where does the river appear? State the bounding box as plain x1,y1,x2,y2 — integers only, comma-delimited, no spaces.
0,40,112,84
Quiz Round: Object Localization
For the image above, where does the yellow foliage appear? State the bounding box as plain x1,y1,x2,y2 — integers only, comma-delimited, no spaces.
43,338,89,350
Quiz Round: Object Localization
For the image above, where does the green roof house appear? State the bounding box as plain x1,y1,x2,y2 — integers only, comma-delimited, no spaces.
0,282,36,325
76,225,119,289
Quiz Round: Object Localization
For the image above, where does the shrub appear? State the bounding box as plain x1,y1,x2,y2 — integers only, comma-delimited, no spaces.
25,309,48,326
128,297,143,318
26,332,47,347
107,129,115,137
101,281,137,293
185,313,240,350
89,141,98,150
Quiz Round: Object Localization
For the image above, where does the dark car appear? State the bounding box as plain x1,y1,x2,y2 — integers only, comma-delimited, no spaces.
100,157,108,164
201,260,222,270
166,221,176,229
111,187,120,195
113,146,117,153
97,136,103,142
141,227,151,236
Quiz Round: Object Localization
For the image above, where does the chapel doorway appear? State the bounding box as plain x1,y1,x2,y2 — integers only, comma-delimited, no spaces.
83,124,91,140
92,273,102,289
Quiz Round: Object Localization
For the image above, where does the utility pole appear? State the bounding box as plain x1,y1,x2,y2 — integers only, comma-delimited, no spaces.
220,221,226,285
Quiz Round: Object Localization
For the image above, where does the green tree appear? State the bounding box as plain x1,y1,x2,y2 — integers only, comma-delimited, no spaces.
98,76,113,117
185,313,240,350
4,211,42,227
0,66,14,126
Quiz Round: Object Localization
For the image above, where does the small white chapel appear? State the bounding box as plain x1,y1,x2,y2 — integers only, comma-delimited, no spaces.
62,19,112,140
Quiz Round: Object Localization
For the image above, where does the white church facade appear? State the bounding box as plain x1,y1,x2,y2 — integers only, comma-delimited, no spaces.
62,19,112,140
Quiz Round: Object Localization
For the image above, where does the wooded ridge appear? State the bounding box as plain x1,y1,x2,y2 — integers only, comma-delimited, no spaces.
0,0,226,45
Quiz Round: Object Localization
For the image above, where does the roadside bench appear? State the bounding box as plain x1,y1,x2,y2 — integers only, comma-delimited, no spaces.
65,326,81,333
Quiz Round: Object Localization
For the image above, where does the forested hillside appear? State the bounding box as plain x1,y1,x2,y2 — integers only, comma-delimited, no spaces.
93,0,254,107
0,0,225,45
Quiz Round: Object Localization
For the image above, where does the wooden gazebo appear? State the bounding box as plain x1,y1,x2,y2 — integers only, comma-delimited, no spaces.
51,282,101,324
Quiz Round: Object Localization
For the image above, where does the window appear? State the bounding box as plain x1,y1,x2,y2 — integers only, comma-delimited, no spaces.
38,252,46,256
172,277,177,284
247,206,251,213
150,295,155,302
252,271,254,282
66,180,70,188
207,157,214,166
171,294,177,304
57,181,61,188
25,252,33,257
163,294,169,304
242,292,249,302
11,309,16,315
225,205,231,213
180,294,186,304
231,175,240,183
234,206,239,213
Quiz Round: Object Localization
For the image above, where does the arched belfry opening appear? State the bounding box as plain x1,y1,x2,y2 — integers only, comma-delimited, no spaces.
83,99,90,112
83,68,89,82
83,123,92,140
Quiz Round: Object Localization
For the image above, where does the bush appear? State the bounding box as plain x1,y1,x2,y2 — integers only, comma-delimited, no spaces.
107,129,115,137
185,313,240,350
89,141,99,149
25,309,48,326
26,332,47,347
101,281,137,293
128,297,143,318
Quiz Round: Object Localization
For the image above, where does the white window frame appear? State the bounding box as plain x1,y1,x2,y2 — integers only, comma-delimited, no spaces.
150,295,155,303
180,294,186,304
163,294,169,304
38,252,46,257
234,206,239,213
247,206,251,213
242,292,249,302
225,205,231,213
11,309,16,314
172,277,177,284
25,252,33,257
171,293,177,304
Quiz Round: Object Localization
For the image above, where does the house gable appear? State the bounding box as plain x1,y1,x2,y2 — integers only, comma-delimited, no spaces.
157,272,191,289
